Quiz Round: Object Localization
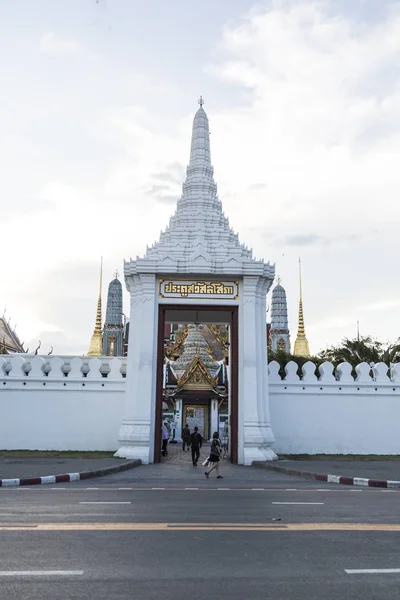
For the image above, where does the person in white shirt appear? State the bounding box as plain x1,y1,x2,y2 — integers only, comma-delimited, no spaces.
161,422,169,457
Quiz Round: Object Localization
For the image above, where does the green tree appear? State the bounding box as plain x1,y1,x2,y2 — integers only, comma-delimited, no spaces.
267,349,323,378
318,336,400,366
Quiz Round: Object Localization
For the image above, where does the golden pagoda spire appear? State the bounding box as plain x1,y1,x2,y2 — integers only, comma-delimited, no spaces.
293,258,310,357
88,257,103,356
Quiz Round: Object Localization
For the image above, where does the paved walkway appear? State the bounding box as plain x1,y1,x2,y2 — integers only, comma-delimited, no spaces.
3,453,400,486
0,457,132,480
161,441,212,465
275,459,400,482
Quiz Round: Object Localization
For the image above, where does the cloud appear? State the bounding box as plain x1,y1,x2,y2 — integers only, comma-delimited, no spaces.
278,233,363,247
359,299,400,313
283,234,324,246
5,1,400,355
201,0,400,351
248,183,267,191
40,32,82,56
152,162,185,184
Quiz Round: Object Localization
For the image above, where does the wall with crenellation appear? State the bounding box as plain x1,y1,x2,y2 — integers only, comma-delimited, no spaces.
268,360,400,455
2,355,400,455
0,355,126,451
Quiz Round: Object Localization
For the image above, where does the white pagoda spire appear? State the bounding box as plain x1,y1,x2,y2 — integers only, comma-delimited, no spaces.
174,96,221,219
124,99,274,278
269,277,290,353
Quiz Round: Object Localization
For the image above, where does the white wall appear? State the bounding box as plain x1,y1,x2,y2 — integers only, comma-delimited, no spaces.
268,359,400,455
0,355,125,451
2,355,400,455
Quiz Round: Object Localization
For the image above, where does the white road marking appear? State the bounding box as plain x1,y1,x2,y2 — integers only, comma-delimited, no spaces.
118,488,133,490
217,488,230,490
152,488,165,490
0,571,84,577
285,489,297,491
345,569,400,574
251,488,265,491
184,488,199,490
79,502,131,505
85,488,99,490
272,502,324,505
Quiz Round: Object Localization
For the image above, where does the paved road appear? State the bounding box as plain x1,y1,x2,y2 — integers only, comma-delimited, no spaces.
1,463,400,599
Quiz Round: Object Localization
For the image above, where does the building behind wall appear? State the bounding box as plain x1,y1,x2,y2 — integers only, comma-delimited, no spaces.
269,279,291,353
0,316,25,353
103,275,124,356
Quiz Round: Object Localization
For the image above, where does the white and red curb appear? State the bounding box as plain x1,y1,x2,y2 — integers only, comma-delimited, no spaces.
252,462,400,488
0,460,141,487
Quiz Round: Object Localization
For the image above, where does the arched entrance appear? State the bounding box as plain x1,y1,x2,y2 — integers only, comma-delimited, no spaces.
154,305,238,463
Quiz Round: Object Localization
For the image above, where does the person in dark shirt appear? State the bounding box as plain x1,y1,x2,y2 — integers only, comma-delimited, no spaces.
205,432,223,478
190,426,202,466
182,424,191,451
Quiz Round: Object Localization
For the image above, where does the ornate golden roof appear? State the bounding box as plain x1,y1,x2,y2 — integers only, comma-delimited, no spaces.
0,317,24,353
176,354,219,391
165,326,188,359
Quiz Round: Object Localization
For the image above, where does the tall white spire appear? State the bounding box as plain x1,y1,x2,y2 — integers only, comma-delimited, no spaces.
270,280,289,331
269,279,290,353
124,100,274,278
175,99,221,219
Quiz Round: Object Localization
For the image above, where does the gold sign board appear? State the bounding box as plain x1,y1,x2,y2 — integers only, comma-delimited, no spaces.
159,280,239,300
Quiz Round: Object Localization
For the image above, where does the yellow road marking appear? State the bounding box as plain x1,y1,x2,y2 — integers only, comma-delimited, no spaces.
1,522,400,531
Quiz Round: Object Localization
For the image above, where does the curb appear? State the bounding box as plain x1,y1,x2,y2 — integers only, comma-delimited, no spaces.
0,459,141,487
252,461,400,489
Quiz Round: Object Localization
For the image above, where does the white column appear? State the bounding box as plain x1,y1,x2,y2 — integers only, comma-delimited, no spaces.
115,274,158,463
257,277,277,460
240,276,277,465
210,399,219,439
175,398,183,442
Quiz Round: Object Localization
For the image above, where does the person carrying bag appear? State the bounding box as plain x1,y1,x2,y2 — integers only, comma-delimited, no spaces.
205,432,223,479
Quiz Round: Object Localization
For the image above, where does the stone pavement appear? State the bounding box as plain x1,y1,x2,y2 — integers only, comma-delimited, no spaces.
161,440,212,465
3,451,400,486
0,457,134,481
256,458,400,487
275,458,400,481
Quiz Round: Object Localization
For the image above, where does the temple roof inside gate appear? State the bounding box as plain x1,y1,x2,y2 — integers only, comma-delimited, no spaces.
169,324,220,380
124,101,275,279
176,354,218,391
0,317,25,353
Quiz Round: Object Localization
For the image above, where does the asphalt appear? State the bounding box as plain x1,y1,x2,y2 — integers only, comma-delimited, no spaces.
2,461,400,599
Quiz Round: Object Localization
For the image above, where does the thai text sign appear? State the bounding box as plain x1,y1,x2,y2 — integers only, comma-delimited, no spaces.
159,280,239,299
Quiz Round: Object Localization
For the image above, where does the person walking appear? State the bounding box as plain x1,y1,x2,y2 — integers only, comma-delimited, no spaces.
182,424,191,451
205,432,223,478
161,422,169,457
190,426,202,466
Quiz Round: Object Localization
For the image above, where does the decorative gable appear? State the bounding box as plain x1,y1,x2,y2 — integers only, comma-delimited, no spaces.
177,355,218,390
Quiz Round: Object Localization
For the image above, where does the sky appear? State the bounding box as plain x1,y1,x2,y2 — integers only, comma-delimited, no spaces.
1,0,400,356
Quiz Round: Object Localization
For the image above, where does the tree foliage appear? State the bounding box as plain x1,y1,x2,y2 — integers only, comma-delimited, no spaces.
268,336,400,378
318,336,400,366
267,349,323,378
